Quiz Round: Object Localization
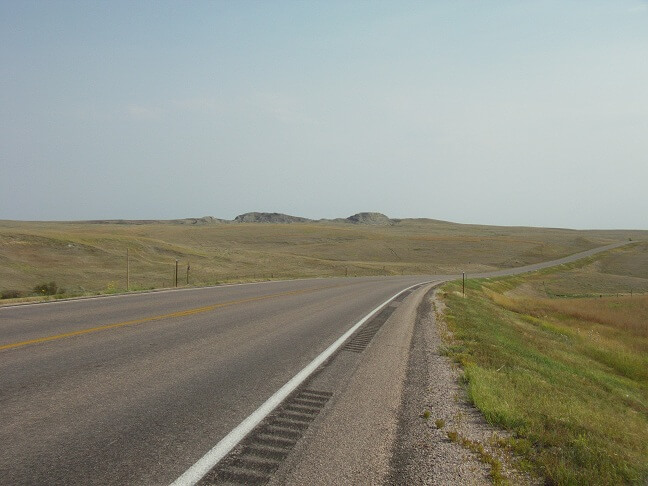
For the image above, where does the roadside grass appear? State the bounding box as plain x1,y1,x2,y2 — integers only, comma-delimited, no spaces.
440,269,648,484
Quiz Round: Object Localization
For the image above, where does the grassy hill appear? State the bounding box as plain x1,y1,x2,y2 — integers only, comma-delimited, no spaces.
0,217,645,299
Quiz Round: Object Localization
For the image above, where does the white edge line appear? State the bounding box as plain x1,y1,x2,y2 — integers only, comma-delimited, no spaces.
0,275,397,310
169,280,434,486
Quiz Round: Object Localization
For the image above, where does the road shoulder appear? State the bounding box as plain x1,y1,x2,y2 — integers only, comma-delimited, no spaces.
270,283,436,485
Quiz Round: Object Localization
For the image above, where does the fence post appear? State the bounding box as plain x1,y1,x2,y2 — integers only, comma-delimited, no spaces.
126,248,130,291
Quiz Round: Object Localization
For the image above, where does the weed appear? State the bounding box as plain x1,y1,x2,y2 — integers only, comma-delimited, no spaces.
446,430,507,484
421,410,431,420
104,282,119,294
435,418,445,429
453,410,465,425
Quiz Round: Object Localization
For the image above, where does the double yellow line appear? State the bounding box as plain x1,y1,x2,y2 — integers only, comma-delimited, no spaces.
0,284,343,352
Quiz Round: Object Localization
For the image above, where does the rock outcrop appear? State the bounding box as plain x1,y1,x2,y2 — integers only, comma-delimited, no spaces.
234,212,312,223
345,212,392,225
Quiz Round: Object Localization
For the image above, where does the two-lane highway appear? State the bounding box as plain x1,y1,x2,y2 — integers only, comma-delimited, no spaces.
0,241,630,485
0,276,432,485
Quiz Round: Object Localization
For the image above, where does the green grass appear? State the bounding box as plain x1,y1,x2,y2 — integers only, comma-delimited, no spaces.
440,251,648,484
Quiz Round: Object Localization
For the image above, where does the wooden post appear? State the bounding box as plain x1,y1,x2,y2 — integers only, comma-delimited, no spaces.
126,248,130,291
186,261,190,285
462,272,465,296
175,260,178,288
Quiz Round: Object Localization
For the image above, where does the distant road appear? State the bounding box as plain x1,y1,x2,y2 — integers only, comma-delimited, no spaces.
0,241,628,485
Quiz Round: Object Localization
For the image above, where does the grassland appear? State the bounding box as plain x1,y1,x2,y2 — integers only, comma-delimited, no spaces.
1,218,644,300
440,243,648,485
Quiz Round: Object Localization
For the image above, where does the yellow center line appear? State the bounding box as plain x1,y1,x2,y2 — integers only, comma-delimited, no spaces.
0,283,348,352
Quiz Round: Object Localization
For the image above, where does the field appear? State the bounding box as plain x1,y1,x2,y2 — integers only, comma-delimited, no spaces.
441,243,648,484
1,218,645,301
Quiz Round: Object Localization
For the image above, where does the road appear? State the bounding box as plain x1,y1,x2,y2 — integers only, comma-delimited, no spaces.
1,276,434,485
0,242,628,485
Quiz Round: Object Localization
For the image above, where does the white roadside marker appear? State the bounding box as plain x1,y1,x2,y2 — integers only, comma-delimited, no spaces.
170,281,433,486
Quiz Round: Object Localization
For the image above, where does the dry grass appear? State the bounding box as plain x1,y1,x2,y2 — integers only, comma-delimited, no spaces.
492,293,648,338
502,242,648,298
0,218,645,298
489,243,648,338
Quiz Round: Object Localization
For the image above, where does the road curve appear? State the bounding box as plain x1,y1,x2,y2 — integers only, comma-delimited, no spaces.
0,241,628,485
0,276,433,485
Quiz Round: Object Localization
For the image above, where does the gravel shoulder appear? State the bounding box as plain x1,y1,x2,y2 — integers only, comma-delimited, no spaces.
388,288,542,485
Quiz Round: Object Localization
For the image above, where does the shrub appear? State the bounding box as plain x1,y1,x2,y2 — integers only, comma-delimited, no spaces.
32,281,62,296
1,289,26,299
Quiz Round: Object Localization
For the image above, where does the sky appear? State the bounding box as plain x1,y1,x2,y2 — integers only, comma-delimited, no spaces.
1,1,647,229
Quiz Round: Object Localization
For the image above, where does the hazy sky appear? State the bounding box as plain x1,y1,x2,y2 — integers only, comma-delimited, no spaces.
1,1,647,229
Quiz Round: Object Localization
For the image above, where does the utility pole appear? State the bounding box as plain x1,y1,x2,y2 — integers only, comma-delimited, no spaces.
175,260,178,288
126,248,130,291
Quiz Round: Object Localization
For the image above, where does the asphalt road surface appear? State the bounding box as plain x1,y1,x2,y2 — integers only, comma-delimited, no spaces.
0,242,628,485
